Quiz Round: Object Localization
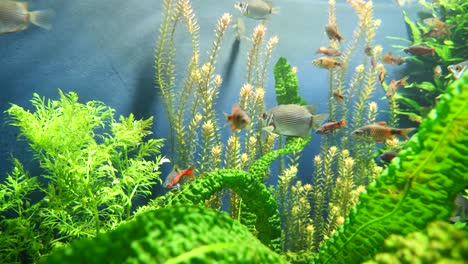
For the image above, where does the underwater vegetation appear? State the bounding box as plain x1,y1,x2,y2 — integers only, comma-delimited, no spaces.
1,0,467,263
42,73,467,263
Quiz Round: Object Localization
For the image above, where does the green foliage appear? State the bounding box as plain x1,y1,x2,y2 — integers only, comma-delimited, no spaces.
313,73,468,264
274,57,307,105
364,221,468,264
2,91,165,262
43,206,287,264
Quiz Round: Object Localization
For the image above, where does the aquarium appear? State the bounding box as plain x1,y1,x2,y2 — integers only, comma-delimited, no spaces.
0,0,467,263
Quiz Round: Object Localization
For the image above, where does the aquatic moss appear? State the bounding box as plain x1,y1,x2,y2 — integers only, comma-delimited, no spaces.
313,73,468,263
364,221,468,264
42,206,287,264
274,57,307,105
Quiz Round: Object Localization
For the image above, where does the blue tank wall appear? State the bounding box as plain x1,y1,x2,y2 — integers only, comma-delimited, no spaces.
0,0,416,187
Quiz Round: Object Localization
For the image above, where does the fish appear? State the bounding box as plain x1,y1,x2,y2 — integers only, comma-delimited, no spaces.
378,151,398,163
423,17,450,31
163,165,195,189
352,121,415,143
260,104,328,139
325,24,344,42
386,76,408,98
234,16,246,41
312,57,342,69
333,90,344,103
433,65,442,80
421,28,449,39
234,0,279,20
404,44,435,56
316,47,342,57
316,119,346,134
364,46,374,56
225,104,251,132
447,60,468,80
381,52,405,65
376,64,387,85
0,0,53,34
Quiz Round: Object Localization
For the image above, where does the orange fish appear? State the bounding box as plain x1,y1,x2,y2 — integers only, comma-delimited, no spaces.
316,47,342,56
325,24,344,42
404,44,435,56
352,121,415,143
316,119,346,134
163,165,195,189
333,90,344,103
381,52,405,65
312,57,343,69
376,64,387,85
224,104,250,132
386,76,408,98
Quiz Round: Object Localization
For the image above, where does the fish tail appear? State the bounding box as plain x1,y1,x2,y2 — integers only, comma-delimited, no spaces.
339,119,346,127
186,166,195,177
29,10,54,30
401,76,409,86
398,127,415,139
312,113,329,129
431,48,435,56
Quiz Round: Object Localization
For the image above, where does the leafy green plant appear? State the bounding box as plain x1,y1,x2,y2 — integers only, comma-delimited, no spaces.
2,90,165,262
41,73,467,263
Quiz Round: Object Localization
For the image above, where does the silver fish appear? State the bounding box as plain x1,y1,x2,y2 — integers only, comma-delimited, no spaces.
260,104,328,139
0,0,53,34
447,60,468,80
234,0,278,20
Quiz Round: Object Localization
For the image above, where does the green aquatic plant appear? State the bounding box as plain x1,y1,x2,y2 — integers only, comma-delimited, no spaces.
364,221,468,264
2,91,165,262
42,74,467,264
43,206,287,264
313,73,468,263
274,57,307,105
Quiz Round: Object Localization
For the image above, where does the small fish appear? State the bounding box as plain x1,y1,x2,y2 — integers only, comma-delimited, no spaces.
0,0,53,34
325,24,344,42
333,90,344,103
316,119,346,134
386,76,408,98
364,46,373,56
260,104,328,139
378,151,398,163
423,17,450,31
352,121,415,143
312,57,343,69
381,52,405,65
234,0,279,20
404,44,435,56
409,115,423,123
234,16,246,41
163,165,195,189
376,64,387,85
316,47,342,57
447,60,468,80
225,104,251,132
433,65,442,80
421,28,449,39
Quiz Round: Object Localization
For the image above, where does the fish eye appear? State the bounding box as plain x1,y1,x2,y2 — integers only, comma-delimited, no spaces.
260,112,267,119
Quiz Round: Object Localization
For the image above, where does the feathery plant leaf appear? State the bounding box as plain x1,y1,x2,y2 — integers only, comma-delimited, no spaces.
313,73,468,264
43,206,287,264
274,57,307,105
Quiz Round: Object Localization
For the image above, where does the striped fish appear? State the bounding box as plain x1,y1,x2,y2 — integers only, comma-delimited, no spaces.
352,122,415,143
260,104,328,139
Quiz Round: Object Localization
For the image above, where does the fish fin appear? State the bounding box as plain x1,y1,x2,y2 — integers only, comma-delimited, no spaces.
271,7,280,15
399,128,415,139
401,76,409,86
311,113,329,129
340,119,346,127
29,10,54,30
186,166,195,177
377,121,387,126
304,105,317,114
262,126,274,133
